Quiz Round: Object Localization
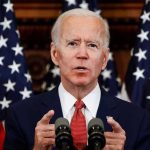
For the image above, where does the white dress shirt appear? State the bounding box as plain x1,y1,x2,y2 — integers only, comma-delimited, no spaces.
58,83,101,126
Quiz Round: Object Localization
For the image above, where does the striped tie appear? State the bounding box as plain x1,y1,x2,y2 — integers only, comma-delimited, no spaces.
70,100,87,150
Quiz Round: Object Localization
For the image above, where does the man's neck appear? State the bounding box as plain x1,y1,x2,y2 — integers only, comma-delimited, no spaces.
61,81,98,99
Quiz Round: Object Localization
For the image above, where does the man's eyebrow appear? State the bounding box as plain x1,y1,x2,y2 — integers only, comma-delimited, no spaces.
85,39,99,43
86,40,100,45
65,39,81,42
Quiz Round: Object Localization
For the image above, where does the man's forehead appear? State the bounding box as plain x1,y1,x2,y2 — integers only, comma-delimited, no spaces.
61,22,101,36
60,35,101,45
58,15,104,43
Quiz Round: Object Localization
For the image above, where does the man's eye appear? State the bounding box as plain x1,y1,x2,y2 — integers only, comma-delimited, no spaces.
68,42,77,47
88,43,98,48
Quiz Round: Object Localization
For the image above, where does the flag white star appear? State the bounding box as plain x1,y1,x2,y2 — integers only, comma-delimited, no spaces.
116,77,121,84
3,79,16,92
65,0,76,6
102,86,109,92
79,0,88,9
146,0,150,4
24,72,32,82
16,30,20,38
101,69,112,80
0,97,12,110
0,17,12,31
45,63,50,72
0,57,4,66
41,81,47,90
12,43,23,56
95,9,101,15
0,35,8,48
146,95,150,99
51,66,60,78
134,48,147,62
8,61,21,74
47,84,55,91
137,29,149,42
3,0,13,12
131,48,134,56
19,87,32,100
108,52,113,61
140,11,150,24
133,67,145,81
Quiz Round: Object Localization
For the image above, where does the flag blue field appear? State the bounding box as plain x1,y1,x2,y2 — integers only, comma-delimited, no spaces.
124,0,150,110
0,0,32,121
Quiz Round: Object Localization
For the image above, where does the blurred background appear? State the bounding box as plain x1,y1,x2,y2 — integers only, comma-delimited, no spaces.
13,0,144,93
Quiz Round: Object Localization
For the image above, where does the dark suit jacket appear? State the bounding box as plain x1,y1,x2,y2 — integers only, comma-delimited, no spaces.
4,86,150,150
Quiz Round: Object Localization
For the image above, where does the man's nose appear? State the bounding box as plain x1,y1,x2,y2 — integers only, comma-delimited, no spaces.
76,44,89,59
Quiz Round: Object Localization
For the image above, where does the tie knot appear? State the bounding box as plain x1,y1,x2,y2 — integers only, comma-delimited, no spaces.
75,100,85,109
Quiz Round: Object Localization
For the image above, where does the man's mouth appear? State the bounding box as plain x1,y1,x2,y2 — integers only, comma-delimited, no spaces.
74,66,88,71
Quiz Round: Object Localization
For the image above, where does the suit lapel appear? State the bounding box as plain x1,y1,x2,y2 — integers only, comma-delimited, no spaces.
38,87,120,131
40,87,63,124
96,89,119,131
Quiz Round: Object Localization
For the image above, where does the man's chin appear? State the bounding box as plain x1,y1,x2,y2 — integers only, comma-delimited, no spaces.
73,80,91,87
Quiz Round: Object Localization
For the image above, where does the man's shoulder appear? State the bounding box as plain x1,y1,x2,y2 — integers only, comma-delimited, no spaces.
10,86,59,110
5,86,60,126
101,88,150,116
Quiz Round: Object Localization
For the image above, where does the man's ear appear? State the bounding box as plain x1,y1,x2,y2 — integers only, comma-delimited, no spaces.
50,42,59,66
102,48,109,70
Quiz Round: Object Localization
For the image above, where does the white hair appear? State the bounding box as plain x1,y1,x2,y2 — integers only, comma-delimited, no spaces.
51,8,110,48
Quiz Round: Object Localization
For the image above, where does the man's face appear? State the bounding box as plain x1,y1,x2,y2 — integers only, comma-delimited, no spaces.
51,16,109,88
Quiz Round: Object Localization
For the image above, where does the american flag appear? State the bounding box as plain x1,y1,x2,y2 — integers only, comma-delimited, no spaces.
99,52,121,97
42,0,121,97
62,0,101,13
124,0,150,110
0,0,33,121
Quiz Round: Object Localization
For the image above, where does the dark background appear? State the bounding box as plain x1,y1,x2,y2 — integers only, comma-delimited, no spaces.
12,0,144,92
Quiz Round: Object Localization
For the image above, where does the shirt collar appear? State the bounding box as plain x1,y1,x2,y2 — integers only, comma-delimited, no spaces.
58,83,101,118
59,83,76,118
82,83,101,118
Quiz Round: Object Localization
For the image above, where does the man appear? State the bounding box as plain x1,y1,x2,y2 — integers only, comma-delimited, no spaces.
4,9,150,150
